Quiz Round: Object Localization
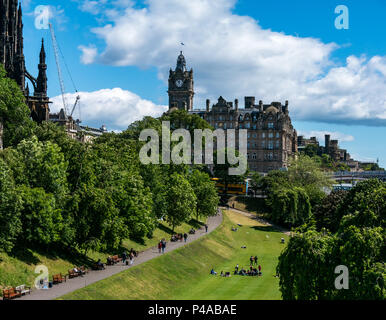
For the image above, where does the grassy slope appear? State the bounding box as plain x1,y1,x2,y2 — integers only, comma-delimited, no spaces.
0,219,202,295
61,210,287,300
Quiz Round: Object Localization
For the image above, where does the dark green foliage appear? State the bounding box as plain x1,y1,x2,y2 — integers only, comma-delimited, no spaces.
0,159,22,252
278,179,386,300
269,187,311,227
18,186,63,246
165,172,197,231
0,66,35,147
188,169,219,220
313,190,348,232
0,105,218,255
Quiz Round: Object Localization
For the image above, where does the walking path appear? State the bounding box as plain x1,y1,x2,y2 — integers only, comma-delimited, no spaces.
19,209,223,300
225,206,291,236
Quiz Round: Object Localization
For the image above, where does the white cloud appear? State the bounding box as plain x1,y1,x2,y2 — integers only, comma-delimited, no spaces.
77,0,386,126
78,45,98,64
50,88,167,130
297,130,355,145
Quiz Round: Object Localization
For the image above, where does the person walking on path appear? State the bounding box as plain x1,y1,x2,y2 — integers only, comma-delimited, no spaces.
158,241,162,253
205,224,208,232
183,233,188,242
161,239,166,253
129,252,134,265
122,251,127,265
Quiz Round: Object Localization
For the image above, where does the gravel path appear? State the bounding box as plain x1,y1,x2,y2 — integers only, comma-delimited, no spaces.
18,209,223,300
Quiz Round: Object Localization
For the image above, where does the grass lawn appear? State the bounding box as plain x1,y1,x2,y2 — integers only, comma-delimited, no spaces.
60,209,287,300
0,219,203,296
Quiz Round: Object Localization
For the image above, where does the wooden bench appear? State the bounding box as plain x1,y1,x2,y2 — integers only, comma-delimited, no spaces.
112,255,122,264
79,266,89,274
92,262,105,270
15,284,31,296
68,269,79,279
52,273,66,284
2,288,22,300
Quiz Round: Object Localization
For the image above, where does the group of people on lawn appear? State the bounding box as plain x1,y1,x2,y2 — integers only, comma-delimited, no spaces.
210,255,262,277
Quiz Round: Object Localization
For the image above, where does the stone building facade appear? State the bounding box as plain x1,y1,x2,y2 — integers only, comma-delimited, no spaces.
168,52,298,173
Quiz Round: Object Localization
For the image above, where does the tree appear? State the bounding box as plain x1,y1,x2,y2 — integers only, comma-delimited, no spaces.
165,173,197,231
303,144,318,157
0,65,35,147
277,230,335,300
13,136,69,202
288,155,333,205
277,179,386,300
269,186,311,227
188,169,219,221
18,186,63,246
0,158,22,252
313,190,348,232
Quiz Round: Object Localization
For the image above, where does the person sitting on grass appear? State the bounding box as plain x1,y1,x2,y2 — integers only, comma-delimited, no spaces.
220,271,224,277
210,268,217,275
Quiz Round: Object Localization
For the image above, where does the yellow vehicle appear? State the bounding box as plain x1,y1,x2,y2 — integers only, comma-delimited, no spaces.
211,178,247,195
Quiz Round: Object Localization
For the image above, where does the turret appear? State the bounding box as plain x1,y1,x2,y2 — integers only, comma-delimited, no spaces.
35,38,47,97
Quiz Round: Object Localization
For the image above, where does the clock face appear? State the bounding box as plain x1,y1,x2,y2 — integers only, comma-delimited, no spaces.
175,79,183,87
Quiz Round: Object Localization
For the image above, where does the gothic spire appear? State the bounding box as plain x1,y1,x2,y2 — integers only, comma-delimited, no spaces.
176,51,186,72
36,38,47,97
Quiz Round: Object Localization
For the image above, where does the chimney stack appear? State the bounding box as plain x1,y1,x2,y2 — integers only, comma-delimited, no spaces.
235,99,238,110
206,99,210,112
259,100,263,111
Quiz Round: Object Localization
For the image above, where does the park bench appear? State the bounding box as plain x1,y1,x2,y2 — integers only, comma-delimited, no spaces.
112,255,122,264
68,269,79,279
79,266,89,274
52,273,66,284
2,288,22,300
15,284,31,296
92,262,105,270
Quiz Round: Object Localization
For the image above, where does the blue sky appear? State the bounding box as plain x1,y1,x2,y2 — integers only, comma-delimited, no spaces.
21,0,385,167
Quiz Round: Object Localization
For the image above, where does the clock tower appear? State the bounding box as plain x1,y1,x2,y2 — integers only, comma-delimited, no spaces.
168,51,194,111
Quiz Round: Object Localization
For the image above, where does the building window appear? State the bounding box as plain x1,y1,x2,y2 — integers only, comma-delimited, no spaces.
268,132,273,138
268,141,273,150
224,123,227,129
253,124,257,129
276,140,280,149
276,132,280,138
247,132,251,138
253,133,257,138
268,122,274,129
252,153,257,159
262,132,265,138
239,124,243,129
262,141,265,148
245,122,250,129
229,123,233,129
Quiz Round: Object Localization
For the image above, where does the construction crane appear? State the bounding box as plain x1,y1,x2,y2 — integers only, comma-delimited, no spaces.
49,23,80,120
